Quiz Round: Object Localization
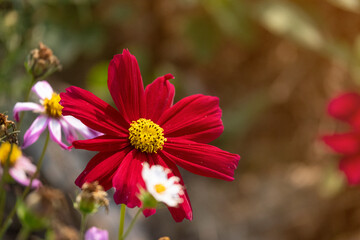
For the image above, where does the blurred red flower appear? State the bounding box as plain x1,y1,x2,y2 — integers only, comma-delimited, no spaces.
323,92,360,184
60,49,240,222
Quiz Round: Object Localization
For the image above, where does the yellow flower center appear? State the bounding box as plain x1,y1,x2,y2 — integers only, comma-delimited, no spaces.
154,184,166,194
43,93,63,118
128,118,166,153
0,142,22,167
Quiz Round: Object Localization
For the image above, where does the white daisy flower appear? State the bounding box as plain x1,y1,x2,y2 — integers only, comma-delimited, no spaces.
141,163,184,207
13,81,100,149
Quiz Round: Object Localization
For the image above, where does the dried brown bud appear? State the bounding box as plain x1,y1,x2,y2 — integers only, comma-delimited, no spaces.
26,186,68,219
0,113,18,144
75,181,109,214
52,222,80,240
27,42,62,80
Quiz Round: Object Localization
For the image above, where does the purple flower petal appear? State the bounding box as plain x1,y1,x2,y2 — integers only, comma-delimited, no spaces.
9,166,41,188
13,102,44,121
23,115,49,149
31,81,53,100
48,118,69,150
85,227,109,240
60,118,77,143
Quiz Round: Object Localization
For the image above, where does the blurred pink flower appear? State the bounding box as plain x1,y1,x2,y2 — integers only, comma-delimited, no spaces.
13,81,100,150
85,227,108,240
0,142,40,188
323,92,360,184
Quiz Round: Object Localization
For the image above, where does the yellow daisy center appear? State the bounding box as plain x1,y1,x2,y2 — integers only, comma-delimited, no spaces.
0,142,22,167
43,93,63,118
128,118,166,153
154,184,166,194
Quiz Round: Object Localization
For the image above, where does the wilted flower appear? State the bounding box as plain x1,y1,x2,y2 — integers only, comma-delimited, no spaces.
0,113,18,144
75,181,109,215
25,186,67,219
60,49,240,221
27,42,62,80
85,227,108,240
13,81,100,150
140,163,183,208
0,142,40,188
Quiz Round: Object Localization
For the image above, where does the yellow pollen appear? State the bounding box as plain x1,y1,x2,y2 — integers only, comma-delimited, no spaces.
128,118,166,153
0,142,22,167
154,184,166,194
43,93,63,118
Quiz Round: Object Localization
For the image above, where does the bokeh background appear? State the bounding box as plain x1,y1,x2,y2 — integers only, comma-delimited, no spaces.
1,0,360,239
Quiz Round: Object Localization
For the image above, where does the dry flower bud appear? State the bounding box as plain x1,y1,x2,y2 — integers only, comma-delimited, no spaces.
0,113,18,144
27,42,62,80
26,186,68,219
75,181,109,215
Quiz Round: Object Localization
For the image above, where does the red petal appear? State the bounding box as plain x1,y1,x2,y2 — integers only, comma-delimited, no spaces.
161,138,240,181
158,94,223,144
155,155,193,222
339,156,360,185
75,149,131,190
108,49,146,122
328,92,360,123
145,73,175,122
73,135,130,152
60,86,129,137
322,133,360,155
112,150,146,208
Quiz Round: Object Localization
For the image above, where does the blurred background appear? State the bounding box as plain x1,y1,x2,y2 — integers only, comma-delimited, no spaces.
1,0,360,239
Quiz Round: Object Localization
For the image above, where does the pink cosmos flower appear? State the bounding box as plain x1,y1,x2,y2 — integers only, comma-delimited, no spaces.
323,92,360,184
85,227,108,240
13,81,100,150
60,49,240,221
0,142,40,188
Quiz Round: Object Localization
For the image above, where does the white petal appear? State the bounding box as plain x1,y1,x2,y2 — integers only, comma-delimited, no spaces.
63,115,101,139
13,102,43,121
48,119,69,150
31,81,53,100
23,115,49,148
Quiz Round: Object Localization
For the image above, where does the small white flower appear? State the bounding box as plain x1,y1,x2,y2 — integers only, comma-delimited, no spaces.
13,81,101,150
142,163,183,207
0,142,40,188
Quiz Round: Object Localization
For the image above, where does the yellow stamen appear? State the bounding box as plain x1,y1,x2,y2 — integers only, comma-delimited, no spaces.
43,93,63,118
154,184,166,194
0,142,22,167
128,118,166,153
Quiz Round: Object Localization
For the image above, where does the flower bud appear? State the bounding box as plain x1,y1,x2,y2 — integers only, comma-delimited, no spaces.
137,187,158,209
26,42,62,80
74,181,109,215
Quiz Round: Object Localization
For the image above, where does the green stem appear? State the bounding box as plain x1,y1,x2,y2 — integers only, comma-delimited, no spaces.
122,208,142,240
17,76,35,129
79,213,87,240
0,131,49,238
118,204,126,240
0,144,13,222
17,226,30,240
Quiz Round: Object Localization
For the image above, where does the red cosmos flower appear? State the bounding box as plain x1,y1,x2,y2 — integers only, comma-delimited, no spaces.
60,49,240,221
323,92,360,184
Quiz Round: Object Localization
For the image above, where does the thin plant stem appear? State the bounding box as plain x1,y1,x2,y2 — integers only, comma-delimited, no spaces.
79,213,87,240
0,144,13,222
122,208,142,240
17,76,35,129
16,226,30,240
0,131,49,238
118,204,126,240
